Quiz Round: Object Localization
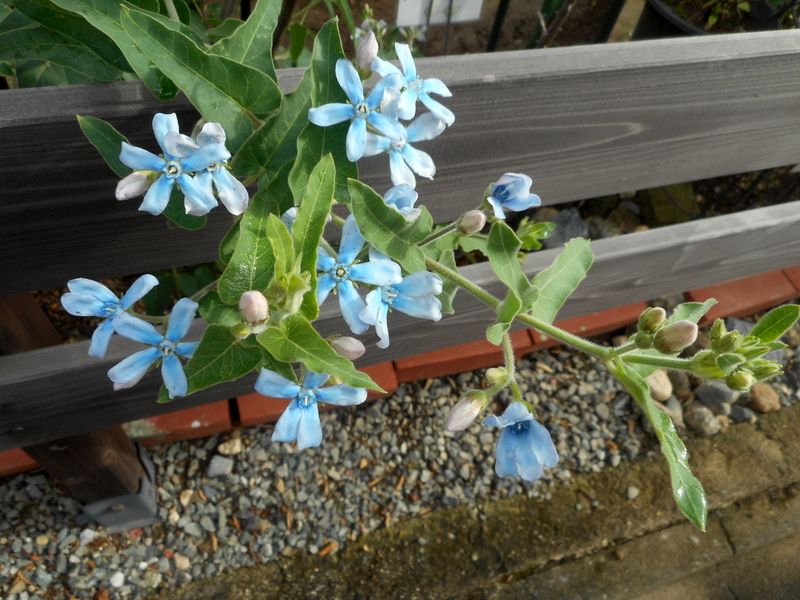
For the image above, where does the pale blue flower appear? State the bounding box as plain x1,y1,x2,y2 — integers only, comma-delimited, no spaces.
107,298,199,399
372,43,454,125
383,184,420,222
360,256,443,349
363,112,445,188
61,274,158,359
308,59,405,162
317,216,402,334
487,173,542,220
484,402,558,481
163,122,249,216
256,370,367,449
118,113,230,216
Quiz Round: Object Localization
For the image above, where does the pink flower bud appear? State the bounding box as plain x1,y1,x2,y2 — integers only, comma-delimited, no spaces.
115,172,152,200
653,320,698,353
331,336,366,361
445,391,486,432
239,291,268,324
456,210,487,235
356,31,378,70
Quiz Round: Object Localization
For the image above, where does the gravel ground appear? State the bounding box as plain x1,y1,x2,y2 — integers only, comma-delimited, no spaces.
2,331,799,599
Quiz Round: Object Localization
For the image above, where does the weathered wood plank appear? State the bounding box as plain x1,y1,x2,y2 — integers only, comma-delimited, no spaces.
1,200,798,450
1,31,799,293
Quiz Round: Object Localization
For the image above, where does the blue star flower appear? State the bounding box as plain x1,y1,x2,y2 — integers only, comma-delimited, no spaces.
118,113,230,216
163,122,249,216
360,258,443,349
372,43,454,125
383,184,420,222
308,59,405,162
487,173,542,220
255,370,367,449
107,298,199,399
317,215,402,334
484,402,558,481
363,112,445,188
60,274,158,359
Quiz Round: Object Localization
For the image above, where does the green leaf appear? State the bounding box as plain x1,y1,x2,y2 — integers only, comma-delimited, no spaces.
77,114,129,177
50,0,177,98
198,291,241,327
291,155,335,319
610,360,707,531
266,214,294,277
458,233,488,256
348,179,432,273
749,305,800,343
438,249,458,315
288,22,308,66
528,237,593,324
157,324,262,403
256,314,381,390
487,221,531,300
208,0,280,79
716,353,745,375
487,291,523,346
206,17,243,43
288,18,356,203
120,5,282,150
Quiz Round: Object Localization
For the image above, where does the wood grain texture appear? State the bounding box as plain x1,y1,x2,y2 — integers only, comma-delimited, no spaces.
2,200,799,450
1,31,800,293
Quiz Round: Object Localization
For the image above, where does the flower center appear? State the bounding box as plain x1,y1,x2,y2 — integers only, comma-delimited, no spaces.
101,301,119,317
164,160,182,178
408,77,423,93
381,287,398,305
159,339,176,356
332,263,350,281
297,389,317,408
390,139,406,152
206,162,219,172
492,184,511,202
511,421,530,434
355,102,369,118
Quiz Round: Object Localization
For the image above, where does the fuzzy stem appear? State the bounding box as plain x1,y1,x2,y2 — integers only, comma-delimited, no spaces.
621,353,695,371
163,0,180,21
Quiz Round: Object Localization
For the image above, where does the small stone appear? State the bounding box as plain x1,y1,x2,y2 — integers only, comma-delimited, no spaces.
35,534,49,547
207,456,234,477
179,489,194,508
183,522,203,538
685,404,721,437
730,405,756,424
79,529,97,546
667,370,692,399
543,208,588,249
695,382,736,415
25,484,43,499
749,383,780,413
595,403,610,420
627,486,640,500
646,370,672,402
217,437,242,456
174,553,190,571
110,572,125,588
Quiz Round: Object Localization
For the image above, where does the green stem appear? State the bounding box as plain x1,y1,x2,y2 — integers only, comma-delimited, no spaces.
611,340,638,357
127,310,167,324
502,333,516,378
330,212,346,227
621,353,695,371
420,222,457,246
319,238,337,257
163,0,180,21
189,279,217,303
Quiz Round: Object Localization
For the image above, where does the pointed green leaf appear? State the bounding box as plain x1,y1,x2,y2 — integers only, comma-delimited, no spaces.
266,214,294,277
715,353,745,375
528,237,593,324
487,291,522,345
487,221,530,300
256,315,381,391
749,305,800,343
77,114,129,177
209,0,280,79
348,179,432,273
438,249,458,315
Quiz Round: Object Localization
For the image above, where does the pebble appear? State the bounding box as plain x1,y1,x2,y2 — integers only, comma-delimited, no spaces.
646,370,673,402
174,554,190,571
110,572,125,588
695,382,736,416
179,489,193,508
35,534,49,547
627,486,640,500
217,437,242,456
667,370,692,400
749,383,781,413
207,456,234,477
684,404,721,437
729,405,756,424
79,529,97,546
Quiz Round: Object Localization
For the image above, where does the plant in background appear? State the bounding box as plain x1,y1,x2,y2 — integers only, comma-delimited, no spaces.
32,0,796,533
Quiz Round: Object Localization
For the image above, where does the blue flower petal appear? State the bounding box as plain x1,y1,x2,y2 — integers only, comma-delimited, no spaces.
502,193,542,213
370,56,402,78
406,112,446,143
178,174,218,216
316,273,337,306
166,298,198,343
316,384,367,406
308,103,355,126
494,429,518,477
161,353,188,398
271,400,302,443
529,420,559,468
514,441,544,481
296,403,323,449
303,372,329,389
419,93,455,127
392,294,442,321
422,77,452,97
175,341,199,358
349,260,402,287
338,215,365,265
113,313,163,346
255,369,301,399
483,414,504,429
367,112,406,141
88,318,116,359
384,184,417,211
389,151,416,188
119,143,164,172
119,274,159,309
374,301,390,349
395,43,417,79
66,278,117,301
346,117,367,162
196,122,226,146
335,59,364,104
152,113,180,155
139,175,174,216
394,272,442,296
61,293,107,317
360,289,383,326
365,73,403,110
108,347,161,390
363,133,391,157
337,280,368,335
317,250,336,272
401,145,436,179
395,89,417,120
212,167,249,215
163,132,199,158
180,143,231,172
487,197,506,220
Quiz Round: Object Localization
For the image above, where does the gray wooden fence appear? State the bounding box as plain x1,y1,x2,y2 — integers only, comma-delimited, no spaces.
1,30,800,450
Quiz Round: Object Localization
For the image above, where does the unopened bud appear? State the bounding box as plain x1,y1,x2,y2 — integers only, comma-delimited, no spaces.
712,331,740,354
486,367,507,386
653,320,698,354
445,391,486,432
632,331,653,349
456,210,487,235
239,290,269,324
331,336,366,361
726,371,755,391
750,361,782,380
638,307,666,334
709,318,726,343
116,172,152,200
356,31,378,71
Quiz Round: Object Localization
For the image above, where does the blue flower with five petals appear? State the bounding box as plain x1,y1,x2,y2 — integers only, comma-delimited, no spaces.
308,60,405,162
372,43,454,126
61,274,158,359
487,173,542,220
484,402,558,481
255,370,367,449
317,216,402,334
107,298,199,399
118,113,230,216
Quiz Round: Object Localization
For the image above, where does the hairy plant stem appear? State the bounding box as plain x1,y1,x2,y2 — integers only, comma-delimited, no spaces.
163,0,180,21
621,353,695,371
128,311,167,324
502,333,524,403
190,280,218,303
611,340,638,357
420,222,457,246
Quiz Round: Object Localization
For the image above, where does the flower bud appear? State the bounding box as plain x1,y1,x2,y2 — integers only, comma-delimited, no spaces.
632,331,653,349
726,371,755,391
638,307,666,334
331,336,366,361
712,331,740,354
445,391,486,432
239,290,269,323
456,210,487,235
356,30,378,71
486,367,508,386
115,172,152,200
653,320,698,354
750,361,782,380
709,318,726,343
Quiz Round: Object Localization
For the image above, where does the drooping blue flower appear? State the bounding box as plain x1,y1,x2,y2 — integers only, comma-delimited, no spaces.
360,255,443,349
383,184,420,222
317,216,402,334
107,298,199,399
118,113,230,216
484,402,558,481
61,274,158,359
487,173,542,220
308,60,405,162
363,112,445,188
372,43,454,125
255,370,367,449
163,122,249,216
